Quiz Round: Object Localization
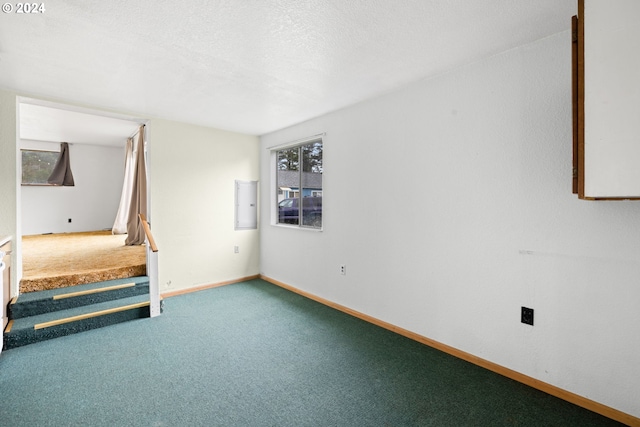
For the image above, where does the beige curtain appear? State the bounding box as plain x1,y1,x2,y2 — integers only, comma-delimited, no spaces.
125,126,147,245
112,137,135,234
47,142,75,186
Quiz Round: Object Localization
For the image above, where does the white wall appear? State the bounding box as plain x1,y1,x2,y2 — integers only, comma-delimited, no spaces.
20,140,125,235
0,89,18,294
259,31,640,418
148,119,260,293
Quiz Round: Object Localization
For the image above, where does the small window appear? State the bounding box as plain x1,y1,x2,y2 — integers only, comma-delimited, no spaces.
21,149,59,185
275,138,323,228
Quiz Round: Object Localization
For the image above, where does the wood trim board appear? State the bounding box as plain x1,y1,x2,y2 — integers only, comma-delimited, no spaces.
571,14,579,194
160,274,260,298
52,282,136,300
577,0,585,198
34,301,151,330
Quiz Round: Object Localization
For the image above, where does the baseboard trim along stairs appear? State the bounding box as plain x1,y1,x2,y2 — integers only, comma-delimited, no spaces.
3,276,160,350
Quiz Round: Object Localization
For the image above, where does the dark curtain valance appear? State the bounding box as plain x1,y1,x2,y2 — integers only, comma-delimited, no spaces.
47,142,75,186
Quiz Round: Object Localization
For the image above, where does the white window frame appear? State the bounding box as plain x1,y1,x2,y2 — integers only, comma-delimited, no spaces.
270,134,324,230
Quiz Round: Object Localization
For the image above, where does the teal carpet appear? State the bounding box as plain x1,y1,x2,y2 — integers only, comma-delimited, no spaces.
0,279,624,426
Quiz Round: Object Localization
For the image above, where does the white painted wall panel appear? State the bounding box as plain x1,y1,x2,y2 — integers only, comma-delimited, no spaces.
148,120,260,293
0,90,18,295
260,32,640,418
20,140,125,235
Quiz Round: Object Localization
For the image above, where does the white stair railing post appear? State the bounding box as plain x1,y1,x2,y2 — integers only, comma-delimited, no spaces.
147,245,161,317
139,214,161,317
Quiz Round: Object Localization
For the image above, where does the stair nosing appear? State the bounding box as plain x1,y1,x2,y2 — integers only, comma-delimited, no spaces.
34,301,150,330
6,294,153,332
14,276,149,304
10,279,150,320
52,282,136,300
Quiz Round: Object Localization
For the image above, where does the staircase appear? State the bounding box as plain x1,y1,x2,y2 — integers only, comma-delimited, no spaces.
3,276,158,350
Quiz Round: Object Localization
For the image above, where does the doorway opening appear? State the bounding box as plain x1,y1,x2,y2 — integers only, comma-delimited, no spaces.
17,98,149,293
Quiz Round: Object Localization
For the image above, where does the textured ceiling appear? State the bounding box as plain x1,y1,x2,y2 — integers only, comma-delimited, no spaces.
0,1,576,136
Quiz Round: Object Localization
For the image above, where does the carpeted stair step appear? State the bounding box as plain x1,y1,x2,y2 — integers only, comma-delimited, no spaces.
3,294,159,350
9,276,149,319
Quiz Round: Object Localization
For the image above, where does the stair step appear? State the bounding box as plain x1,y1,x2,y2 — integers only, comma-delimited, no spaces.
3,294,157,350
9,276,149,319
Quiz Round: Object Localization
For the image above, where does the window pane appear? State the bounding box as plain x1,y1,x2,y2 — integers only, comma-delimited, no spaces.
301,193,322,227
278,148,299,171
302,141,323,173
278,194,299,225
22,150,58,185
277,147,300,225
275,140,322,228
301,142,322,227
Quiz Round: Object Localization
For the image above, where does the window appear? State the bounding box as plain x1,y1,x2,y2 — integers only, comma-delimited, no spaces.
21,149,59,185
275,138,323,228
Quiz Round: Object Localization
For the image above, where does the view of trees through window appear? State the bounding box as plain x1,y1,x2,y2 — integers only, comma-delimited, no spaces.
21,150,59,185
276,140,323,228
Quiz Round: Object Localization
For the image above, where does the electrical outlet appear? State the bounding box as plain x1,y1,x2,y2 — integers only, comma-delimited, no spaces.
234,246,239,254
68,218,72,223
339,264,346,275
521,307,534,326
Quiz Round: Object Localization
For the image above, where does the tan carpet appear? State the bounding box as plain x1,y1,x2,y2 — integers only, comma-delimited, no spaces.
20,231,146,293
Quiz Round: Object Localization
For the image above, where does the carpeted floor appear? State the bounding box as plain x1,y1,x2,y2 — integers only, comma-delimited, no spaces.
0,279,625,426
20,231,146,293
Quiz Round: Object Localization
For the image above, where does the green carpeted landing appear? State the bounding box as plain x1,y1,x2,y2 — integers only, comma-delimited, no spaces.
0,279,624,426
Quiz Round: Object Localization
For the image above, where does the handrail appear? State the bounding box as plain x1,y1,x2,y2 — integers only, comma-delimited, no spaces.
139,213,161,317
138,214,158,252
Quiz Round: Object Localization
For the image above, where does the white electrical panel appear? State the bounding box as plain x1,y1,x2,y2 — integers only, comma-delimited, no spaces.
235,180,258,230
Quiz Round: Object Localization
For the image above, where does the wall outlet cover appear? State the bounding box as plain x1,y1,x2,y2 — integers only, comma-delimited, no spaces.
521,307,534,326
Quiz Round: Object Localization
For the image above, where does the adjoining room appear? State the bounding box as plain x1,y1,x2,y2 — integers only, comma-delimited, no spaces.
18,100,147,293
